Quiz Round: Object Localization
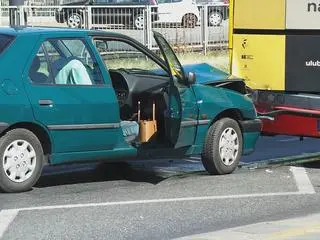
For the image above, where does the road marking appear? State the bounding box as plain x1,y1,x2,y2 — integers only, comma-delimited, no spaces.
0,166,315,239
290,166,315,194
0,209,18,239
8,191,314,213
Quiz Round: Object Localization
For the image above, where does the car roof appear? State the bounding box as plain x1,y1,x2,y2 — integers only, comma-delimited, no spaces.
0,26,125,38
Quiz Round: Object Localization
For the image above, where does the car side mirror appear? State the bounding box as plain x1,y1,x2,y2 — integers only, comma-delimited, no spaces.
187,72,196,85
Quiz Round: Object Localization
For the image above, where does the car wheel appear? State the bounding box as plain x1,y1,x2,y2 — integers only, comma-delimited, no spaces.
133,14,144,30
0,129,44,193
201,118,243,175
208,11,223,26
182,13,197,28
67,13,82,28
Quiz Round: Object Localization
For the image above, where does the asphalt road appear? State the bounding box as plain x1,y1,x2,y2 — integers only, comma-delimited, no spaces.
1,135,320,240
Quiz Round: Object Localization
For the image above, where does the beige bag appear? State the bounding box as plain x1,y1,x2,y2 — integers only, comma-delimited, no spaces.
138,101,157,143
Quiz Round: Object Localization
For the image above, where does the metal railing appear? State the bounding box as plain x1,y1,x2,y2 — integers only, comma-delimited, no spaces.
0,4,229,53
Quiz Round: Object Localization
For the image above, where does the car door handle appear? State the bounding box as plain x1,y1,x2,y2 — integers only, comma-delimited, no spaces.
38,100,53,106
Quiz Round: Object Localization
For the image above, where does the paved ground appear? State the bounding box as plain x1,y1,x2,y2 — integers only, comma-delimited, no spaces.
0,136,320,240
177,213,320,240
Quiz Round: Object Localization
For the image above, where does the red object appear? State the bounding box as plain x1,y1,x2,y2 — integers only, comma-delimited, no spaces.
275,106,320,115
256,105,320,137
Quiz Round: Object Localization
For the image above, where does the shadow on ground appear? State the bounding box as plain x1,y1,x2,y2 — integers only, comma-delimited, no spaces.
35,162,166,188
303,161,320,169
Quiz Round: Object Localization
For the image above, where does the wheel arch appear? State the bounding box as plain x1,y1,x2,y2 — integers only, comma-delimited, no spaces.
2,122,52,160
181,13,198,26
210,108,244,131
209,8,223,17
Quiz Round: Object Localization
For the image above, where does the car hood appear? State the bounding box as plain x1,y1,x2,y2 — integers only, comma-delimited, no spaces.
182,63,230,84
152,63,246,94
183,63,247,94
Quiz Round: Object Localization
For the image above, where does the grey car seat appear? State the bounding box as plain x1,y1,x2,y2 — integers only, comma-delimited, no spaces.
29,56,49,84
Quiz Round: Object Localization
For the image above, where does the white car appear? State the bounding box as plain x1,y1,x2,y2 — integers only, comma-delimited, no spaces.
155,0,200,28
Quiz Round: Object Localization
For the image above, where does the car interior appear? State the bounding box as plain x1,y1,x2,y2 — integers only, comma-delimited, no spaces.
109,68,172,144
29,37,177,147
95,38,175,146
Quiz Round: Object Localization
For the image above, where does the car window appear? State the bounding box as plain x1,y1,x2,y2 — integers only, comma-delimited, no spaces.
29,39,104,85
0,34,14,55
94,39,168,76
43,41,62,64
154,33,185,85
158,0,171,3
28,45,52,84
95,0,113,4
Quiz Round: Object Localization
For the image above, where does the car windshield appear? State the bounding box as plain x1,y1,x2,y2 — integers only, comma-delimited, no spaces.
93,38,169,76
0,34,14,55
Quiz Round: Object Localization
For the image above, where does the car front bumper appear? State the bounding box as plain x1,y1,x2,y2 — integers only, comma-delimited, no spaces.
240,119,262,155
241,119,262,133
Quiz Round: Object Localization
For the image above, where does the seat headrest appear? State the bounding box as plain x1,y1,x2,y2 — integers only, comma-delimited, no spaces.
30,55,41,74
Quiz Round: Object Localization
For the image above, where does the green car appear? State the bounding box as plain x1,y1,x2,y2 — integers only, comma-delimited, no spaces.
0,27,261,193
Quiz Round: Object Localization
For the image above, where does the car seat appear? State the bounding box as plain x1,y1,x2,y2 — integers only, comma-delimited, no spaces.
120,121,140,143
29,56,49,84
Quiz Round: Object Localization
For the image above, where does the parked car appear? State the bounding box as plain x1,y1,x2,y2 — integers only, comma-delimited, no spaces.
0,27,261,193
196,0,229,26
155,0,200,28
55,0,159,29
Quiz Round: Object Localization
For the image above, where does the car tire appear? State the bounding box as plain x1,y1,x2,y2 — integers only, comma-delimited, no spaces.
201,118,243,175
182,13,197,28
67,12,83,28
133,14,144,30
0,129,44,193
208,11,223,26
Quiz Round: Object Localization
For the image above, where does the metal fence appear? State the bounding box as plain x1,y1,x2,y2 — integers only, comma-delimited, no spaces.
0,4,229,53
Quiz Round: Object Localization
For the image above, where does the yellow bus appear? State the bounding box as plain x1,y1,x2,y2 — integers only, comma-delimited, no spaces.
229,0,320,137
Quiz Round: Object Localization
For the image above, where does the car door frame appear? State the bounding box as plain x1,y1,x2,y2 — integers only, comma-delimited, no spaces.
90,32,187,146
22,33,130,160
153,31,199,148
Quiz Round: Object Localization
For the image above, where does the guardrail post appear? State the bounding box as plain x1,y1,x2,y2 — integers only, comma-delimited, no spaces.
9,7,17,26
0,1,2,26
200,5,208,55
18,5,25,25
143,5,152,49
85,6,92,29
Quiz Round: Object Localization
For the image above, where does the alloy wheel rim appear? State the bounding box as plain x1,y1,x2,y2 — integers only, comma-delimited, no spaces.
2,140,37,183
135,15,144,29
68,14,81,28
209,13,222,26
218,127,239,166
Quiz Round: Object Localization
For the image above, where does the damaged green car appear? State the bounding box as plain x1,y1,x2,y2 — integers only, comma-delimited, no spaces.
0,27,261,192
